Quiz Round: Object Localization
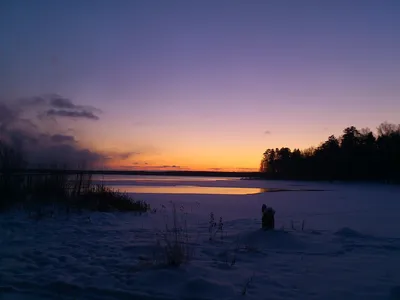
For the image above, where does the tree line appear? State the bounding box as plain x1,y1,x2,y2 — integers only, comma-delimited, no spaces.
260,122,400,182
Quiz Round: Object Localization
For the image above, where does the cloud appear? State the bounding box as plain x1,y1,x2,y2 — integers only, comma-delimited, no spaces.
49,96,77,109
19,94,101,121
28,144,104,168
125,164,185,170
0,96,115,168
104,151,140,160
49,96,101,112
160,165,181,169
50,134,76,143
138,165,182,169
264,130,271,135
0,102,18,125
46,109,100,120
132,161,148,165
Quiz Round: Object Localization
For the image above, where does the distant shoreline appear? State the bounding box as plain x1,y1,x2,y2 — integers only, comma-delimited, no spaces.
2,170,398,184
0,169,263,178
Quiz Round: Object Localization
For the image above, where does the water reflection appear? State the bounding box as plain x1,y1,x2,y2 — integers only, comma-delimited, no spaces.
93,175,239,182
113,185,326,195
116,185,265,195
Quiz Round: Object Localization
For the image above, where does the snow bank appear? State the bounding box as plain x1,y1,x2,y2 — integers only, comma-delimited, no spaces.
1,182,400,299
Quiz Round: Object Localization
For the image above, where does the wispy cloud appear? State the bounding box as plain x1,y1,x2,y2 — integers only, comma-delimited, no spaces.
136,164,183,169
104,151,140,160
123,163,187,170
50,134,76,143
160,165,181,169
46,109,99,120
19,94,101,121
49,96,78,109
264,130,271,135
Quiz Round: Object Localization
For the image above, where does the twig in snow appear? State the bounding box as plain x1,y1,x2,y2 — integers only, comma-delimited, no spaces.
241,273,255,296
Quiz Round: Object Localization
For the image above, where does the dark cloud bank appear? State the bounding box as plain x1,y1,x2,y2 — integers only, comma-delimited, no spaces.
0,94,132,168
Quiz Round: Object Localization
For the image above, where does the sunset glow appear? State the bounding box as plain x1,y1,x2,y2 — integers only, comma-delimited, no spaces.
1,0,399,171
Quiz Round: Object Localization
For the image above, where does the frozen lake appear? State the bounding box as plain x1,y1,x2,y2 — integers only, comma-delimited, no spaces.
92,175,326,195
1,176,400,299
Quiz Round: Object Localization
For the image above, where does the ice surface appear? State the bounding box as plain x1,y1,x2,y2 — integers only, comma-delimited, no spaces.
1,179,400,299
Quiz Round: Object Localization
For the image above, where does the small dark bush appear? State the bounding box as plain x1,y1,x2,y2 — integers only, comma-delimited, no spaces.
77,185,149,212
0,141,149,214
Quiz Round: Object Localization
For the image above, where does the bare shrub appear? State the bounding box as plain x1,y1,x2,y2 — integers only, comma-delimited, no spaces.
156,202,193,267
209,212,224,241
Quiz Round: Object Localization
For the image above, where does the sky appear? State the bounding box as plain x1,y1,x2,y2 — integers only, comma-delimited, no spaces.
0,0,399,171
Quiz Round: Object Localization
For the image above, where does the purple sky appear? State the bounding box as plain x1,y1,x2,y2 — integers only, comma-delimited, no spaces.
1,0,399,170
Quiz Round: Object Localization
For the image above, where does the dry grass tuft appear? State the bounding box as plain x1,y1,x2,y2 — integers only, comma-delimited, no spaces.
155,202,194,267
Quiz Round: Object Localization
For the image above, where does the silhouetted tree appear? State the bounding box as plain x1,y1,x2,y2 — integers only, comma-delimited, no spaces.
260,122,400,182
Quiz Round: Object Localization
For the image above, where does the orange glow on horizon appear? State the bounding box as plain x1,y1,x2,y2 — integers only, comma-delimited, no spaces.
86,124,339,172
105,160,259,172
89,140,264,172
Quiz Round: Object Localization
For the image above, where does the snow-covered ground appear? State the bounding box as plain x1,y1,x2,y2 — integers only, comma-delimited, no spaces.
1,178,400,300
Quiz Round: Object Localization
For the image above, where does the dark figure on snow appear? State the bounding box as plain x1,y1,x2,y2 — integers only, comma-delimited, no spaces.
261,204,275,230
